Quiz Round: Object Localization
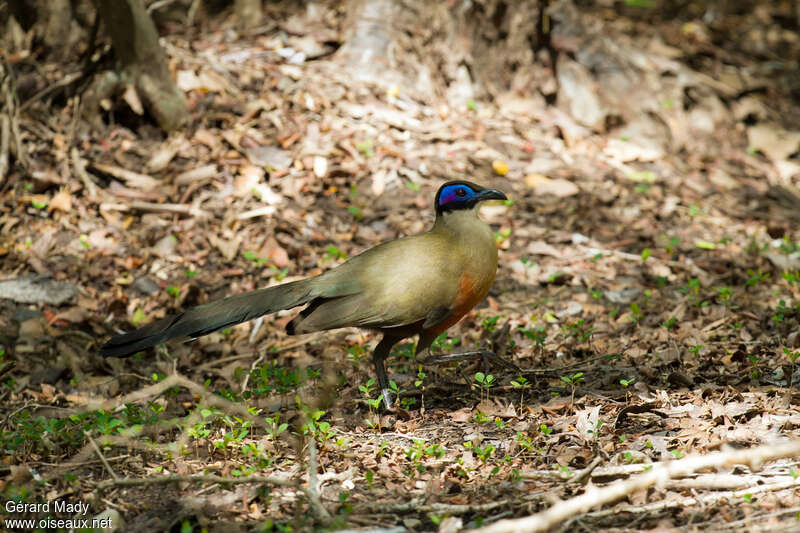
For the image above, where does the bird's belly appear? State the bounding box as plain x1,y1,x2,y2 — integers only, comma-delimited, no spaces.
426,271,492,337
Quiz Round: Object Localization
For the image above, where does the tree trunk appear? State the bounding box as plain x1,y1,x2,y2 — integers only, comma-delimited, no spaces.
337,0,396,83
95,0,189,132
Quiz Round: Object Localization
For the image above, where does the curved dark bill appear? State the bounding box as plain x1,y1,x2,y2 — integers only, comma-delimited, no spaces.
476,188,508,202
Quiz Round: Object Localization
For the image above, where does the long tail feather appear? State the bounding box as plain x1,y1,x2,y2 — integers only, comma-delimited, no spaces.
100,279,316,357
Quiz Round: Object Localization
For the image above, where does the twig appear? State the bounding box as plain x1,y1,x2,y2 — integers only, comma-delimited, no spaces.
474,440,800,533
1,401,34,430
92,457,328,526
109,200,208,217
9,106,26,169
147,0,181,13
194,334,324,371
0,361,15,382
18,72,84,112
175,164,217,185
240,351,266,395
571,456,603,485
65,95,82,162
95,473,297,492
0,113,9,185
187,0,203,26
90,162,160,189
237,206,278,220
248,316,265,344
57,374,271,432
306,437,333,524
71,147,98,200
575,478,800,523
1,70,28,170
527,462,798,485
36,454,131,468
521,352,621,376
706,505,800,531
663,472,797,491
88,435,119,481
361,490,546,515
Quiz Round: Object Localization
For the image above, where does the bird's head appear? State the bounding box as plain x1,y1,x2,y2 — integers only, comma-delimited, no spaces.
434,181,507,216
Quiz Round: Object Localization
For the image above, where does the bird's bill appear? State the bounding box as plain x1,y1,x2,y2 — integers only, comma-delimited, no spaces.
475,188,508,202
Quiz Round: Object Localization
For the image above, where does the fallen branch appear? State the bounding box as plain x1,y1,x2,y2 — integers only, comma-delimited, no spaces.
90,162,160,190
525,461,797,488
175,164,217,185
474,440,800,533
368,497,514,515
99,200,208,217
95,472,297,492
576,478,800,523
129,201,207,217
571,456,604,485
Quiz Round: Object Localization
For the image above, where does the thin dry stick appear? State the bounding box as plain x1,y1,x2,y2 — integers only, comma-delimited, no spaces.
0,361,15,382
474,440,800,533
60,374,272,432
129,201,208,217
366,496,527,515
18,71,83,112
71,147,98,200
195,334,324,371
525,463,796,489
577,477,800,523
1,71,29,171
95,473,297,492
0,113,9,184
709,505,800,531
306,437,333,524
571,456,604,485
88,435,119,481
240,352,266,395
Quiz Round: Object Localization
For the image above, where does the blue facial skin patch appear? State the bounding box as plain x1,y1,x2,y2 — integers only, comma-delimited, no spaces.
438,184,474,207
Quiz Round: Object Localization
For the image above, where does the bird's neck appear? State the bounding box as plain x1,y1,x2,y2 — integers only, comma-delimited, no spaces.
432,207,488,239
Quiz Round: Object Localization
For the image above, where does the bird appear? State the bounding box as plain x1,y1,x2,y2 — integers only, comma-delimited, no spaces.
101,180,510,408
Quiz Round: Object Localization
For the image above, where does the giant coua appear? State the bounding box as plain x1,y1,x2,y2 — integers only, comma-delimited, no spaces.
101,181,508,407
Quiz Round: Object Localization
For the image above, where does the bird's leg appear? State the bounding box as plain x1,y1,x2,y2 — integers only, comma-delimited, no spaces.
372,336,398,410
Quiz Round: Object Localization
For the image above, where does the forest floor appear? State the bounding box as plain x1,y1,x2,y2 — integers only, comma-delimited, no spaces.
2,1,800,532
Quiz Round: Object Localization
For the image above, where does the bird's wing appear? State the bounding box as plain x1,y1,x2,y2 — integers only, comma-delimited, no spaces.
294,234,462,332
422,305,453,329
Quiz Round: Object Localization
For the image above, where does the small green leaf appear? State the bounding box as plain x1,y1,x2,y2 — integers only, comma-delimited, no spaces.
131,308,147,327
694,240,716,250
348,206,363,220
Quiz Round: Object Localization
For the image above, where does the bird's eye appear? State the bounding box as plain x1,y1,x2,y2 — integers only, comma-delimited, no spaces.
455,188,467,197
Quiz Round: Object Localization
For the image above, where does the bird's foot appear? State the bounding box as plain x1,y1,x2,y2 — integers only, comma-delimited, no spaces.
380,388,394,411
